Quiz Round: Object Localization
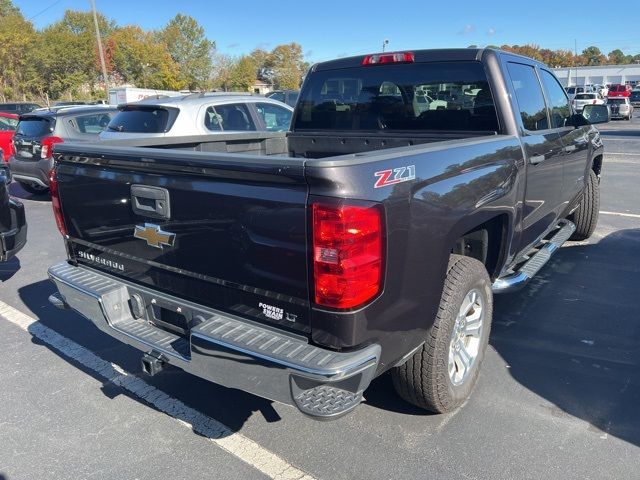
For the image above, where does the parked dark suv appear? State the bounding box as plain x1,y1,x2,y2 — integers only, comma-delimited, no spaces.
265,89,299,107
10,106,117,194
0,103,42,115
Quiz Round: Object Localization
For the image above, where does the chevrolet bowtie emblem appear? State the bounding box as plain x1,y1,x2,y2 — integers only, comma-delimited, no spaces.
134,223,176,249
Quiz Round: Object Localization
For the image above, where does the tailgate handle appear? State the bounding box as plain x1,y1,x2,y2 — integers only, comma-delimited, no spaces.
131,185,171,220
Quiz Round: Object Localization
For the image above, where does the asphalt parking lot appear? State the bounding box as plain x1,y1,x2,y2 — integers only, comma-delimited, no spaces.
0,117,639,480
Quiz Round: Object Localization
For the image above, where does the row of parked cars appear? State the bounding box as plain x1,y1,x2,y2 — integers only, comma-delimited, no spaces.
0,91,297,194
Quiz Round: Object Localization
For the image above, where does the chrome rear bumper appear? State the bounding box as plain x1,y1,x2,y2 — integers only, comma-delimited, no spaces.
48,262,380,419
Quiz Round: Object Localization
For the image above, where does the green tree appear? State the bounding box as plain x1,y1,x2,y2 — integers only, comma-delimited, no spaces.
607,49,629,65
582,46,605,65
108,26,182,90
228,56,256,92
158,14,215,90
0,8,36,100
267,43,305,90
210,53,237,91
0,0,19,16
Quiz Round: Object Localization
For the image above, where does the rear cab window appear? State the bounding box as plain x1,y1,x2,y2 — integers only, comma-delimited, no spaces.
294,61,499,132
107,107,172,133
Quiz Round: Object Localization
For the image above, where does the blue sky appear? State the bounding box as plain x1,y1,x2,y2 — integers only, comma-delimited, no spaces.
13,0,640,63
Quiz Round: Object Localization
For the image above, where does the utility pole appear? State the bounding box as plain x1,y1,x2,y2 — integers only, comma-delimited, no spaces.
574,39,578,86
382,39,389,53
90,0,109,100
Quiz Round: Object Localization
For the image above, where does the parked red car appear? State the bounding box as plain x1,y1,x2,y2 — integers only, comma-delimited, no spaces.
607,84,632,98
0,113,19,163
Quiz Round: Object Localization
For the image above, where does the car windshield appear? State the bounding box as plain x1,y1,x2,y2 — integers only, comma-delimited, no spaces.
295,61,498,132
607,98,625,104
575,94,595,100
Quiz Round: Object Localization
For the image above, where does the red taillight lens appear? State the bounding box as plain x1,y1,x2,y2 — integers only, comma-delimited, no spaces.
49,168,67,236
312,203,383,309
362,52,414,66
41,136,63,159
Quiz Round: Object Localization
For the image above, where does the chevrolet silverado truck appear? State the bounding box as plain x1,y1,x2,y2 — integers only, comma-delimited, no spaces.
47,49,608,419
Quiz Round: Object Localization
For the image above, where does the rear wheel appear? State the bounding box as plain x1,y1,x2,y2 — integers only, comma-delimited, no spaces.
569,169,599,241
391,255,492,413
18,181,49,195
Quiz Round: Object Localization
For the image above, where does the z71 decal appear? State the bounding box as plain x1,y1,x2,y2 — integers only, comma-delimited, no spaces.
374,165,416,188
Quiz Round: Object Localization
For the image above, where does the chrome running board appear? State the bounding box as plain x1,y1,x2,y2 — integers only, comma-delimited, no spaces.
492,220,576,293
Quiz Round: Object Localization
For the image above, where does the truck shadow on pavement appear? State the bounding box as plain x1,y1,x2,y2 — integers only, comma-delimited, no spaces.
8,183,50,202
490,228,640,447
14,228,640,442
0,257,20,282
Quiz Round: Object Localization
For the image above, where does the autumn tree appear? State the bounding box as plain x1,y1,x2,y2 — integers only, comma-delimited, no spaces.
108,26,182,90
267,43,306,90
210,53,237,91
158,14,214,91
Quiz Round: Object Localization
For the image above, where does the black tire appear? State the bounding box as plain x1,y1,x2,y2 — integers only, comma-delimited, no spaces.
18,181,49,195
391,255,493,413
569,169,599,241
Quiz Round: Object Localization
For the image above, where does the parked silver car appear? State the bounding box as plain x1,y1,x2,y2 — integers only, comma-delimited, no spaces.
606,97,634,120
99,93,294,141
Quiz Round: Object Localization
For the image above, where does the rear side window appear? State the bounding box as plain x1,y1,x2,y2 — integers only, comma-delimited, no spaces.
107,107,170,133
0,116,18,131
68,113,114,134
204,104,255,132
254,103,292,131
15,117,54,137
507,63,548,131
540,70,571,128
294,61,499,132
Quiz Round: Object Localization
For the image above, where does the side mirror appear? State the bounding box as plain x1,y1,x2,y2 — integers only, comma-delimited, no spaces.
582,104,610,124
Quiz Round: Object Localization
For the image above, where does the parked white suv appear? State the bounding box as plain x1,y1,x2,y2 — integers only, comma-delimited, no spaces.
100,93,294,141
572,92,606,113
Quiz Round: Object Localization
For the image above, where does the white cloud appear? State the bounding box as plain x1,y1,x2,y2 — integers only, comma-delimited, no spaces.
487,27,496,36
459,24,476,35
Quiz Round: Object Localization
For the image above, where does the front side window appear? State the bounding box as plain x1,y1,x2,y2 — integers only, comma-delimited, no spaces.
294,61,498,132
540,70,571,128
268,92,286,103
254,103,292,131
507,62,548,131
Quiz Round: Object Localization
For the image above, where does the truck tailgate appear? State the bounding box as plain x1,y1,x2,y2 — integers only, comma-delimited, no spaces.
54,144,310,334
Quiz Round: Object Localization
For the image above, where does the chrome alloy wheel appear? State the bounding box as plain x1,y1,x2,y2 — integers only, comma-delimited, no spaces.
448,288,484,386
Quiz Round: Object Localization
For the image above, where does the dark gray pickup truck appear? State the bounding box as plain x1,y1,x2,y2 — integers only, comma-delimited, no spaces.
48,48,608,419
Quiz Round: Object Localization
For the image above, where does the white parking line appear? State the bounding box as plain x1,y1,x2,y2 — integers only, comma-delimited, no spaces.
0,300,316,480
600,211,640,219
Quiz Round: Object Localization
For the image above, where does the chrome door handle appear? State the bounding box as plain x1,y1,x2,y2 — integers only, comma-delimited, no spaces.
529,155,545,165
563,145,576,153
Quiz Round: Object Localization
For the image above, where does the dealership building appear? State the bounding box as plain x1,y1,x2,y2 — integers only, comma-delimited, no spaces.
553,64,640,86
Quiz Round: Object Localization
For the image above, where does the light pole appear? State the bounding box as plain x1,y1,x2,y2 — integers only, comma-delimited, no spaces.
90,0,109,100
382,39,389,53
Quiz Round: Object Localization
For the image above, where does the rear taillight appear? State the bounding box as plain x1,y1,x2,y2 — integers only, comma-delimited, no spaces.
49,168,67,236
362,52,414,65
312,203,383,309
41,136,63,159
